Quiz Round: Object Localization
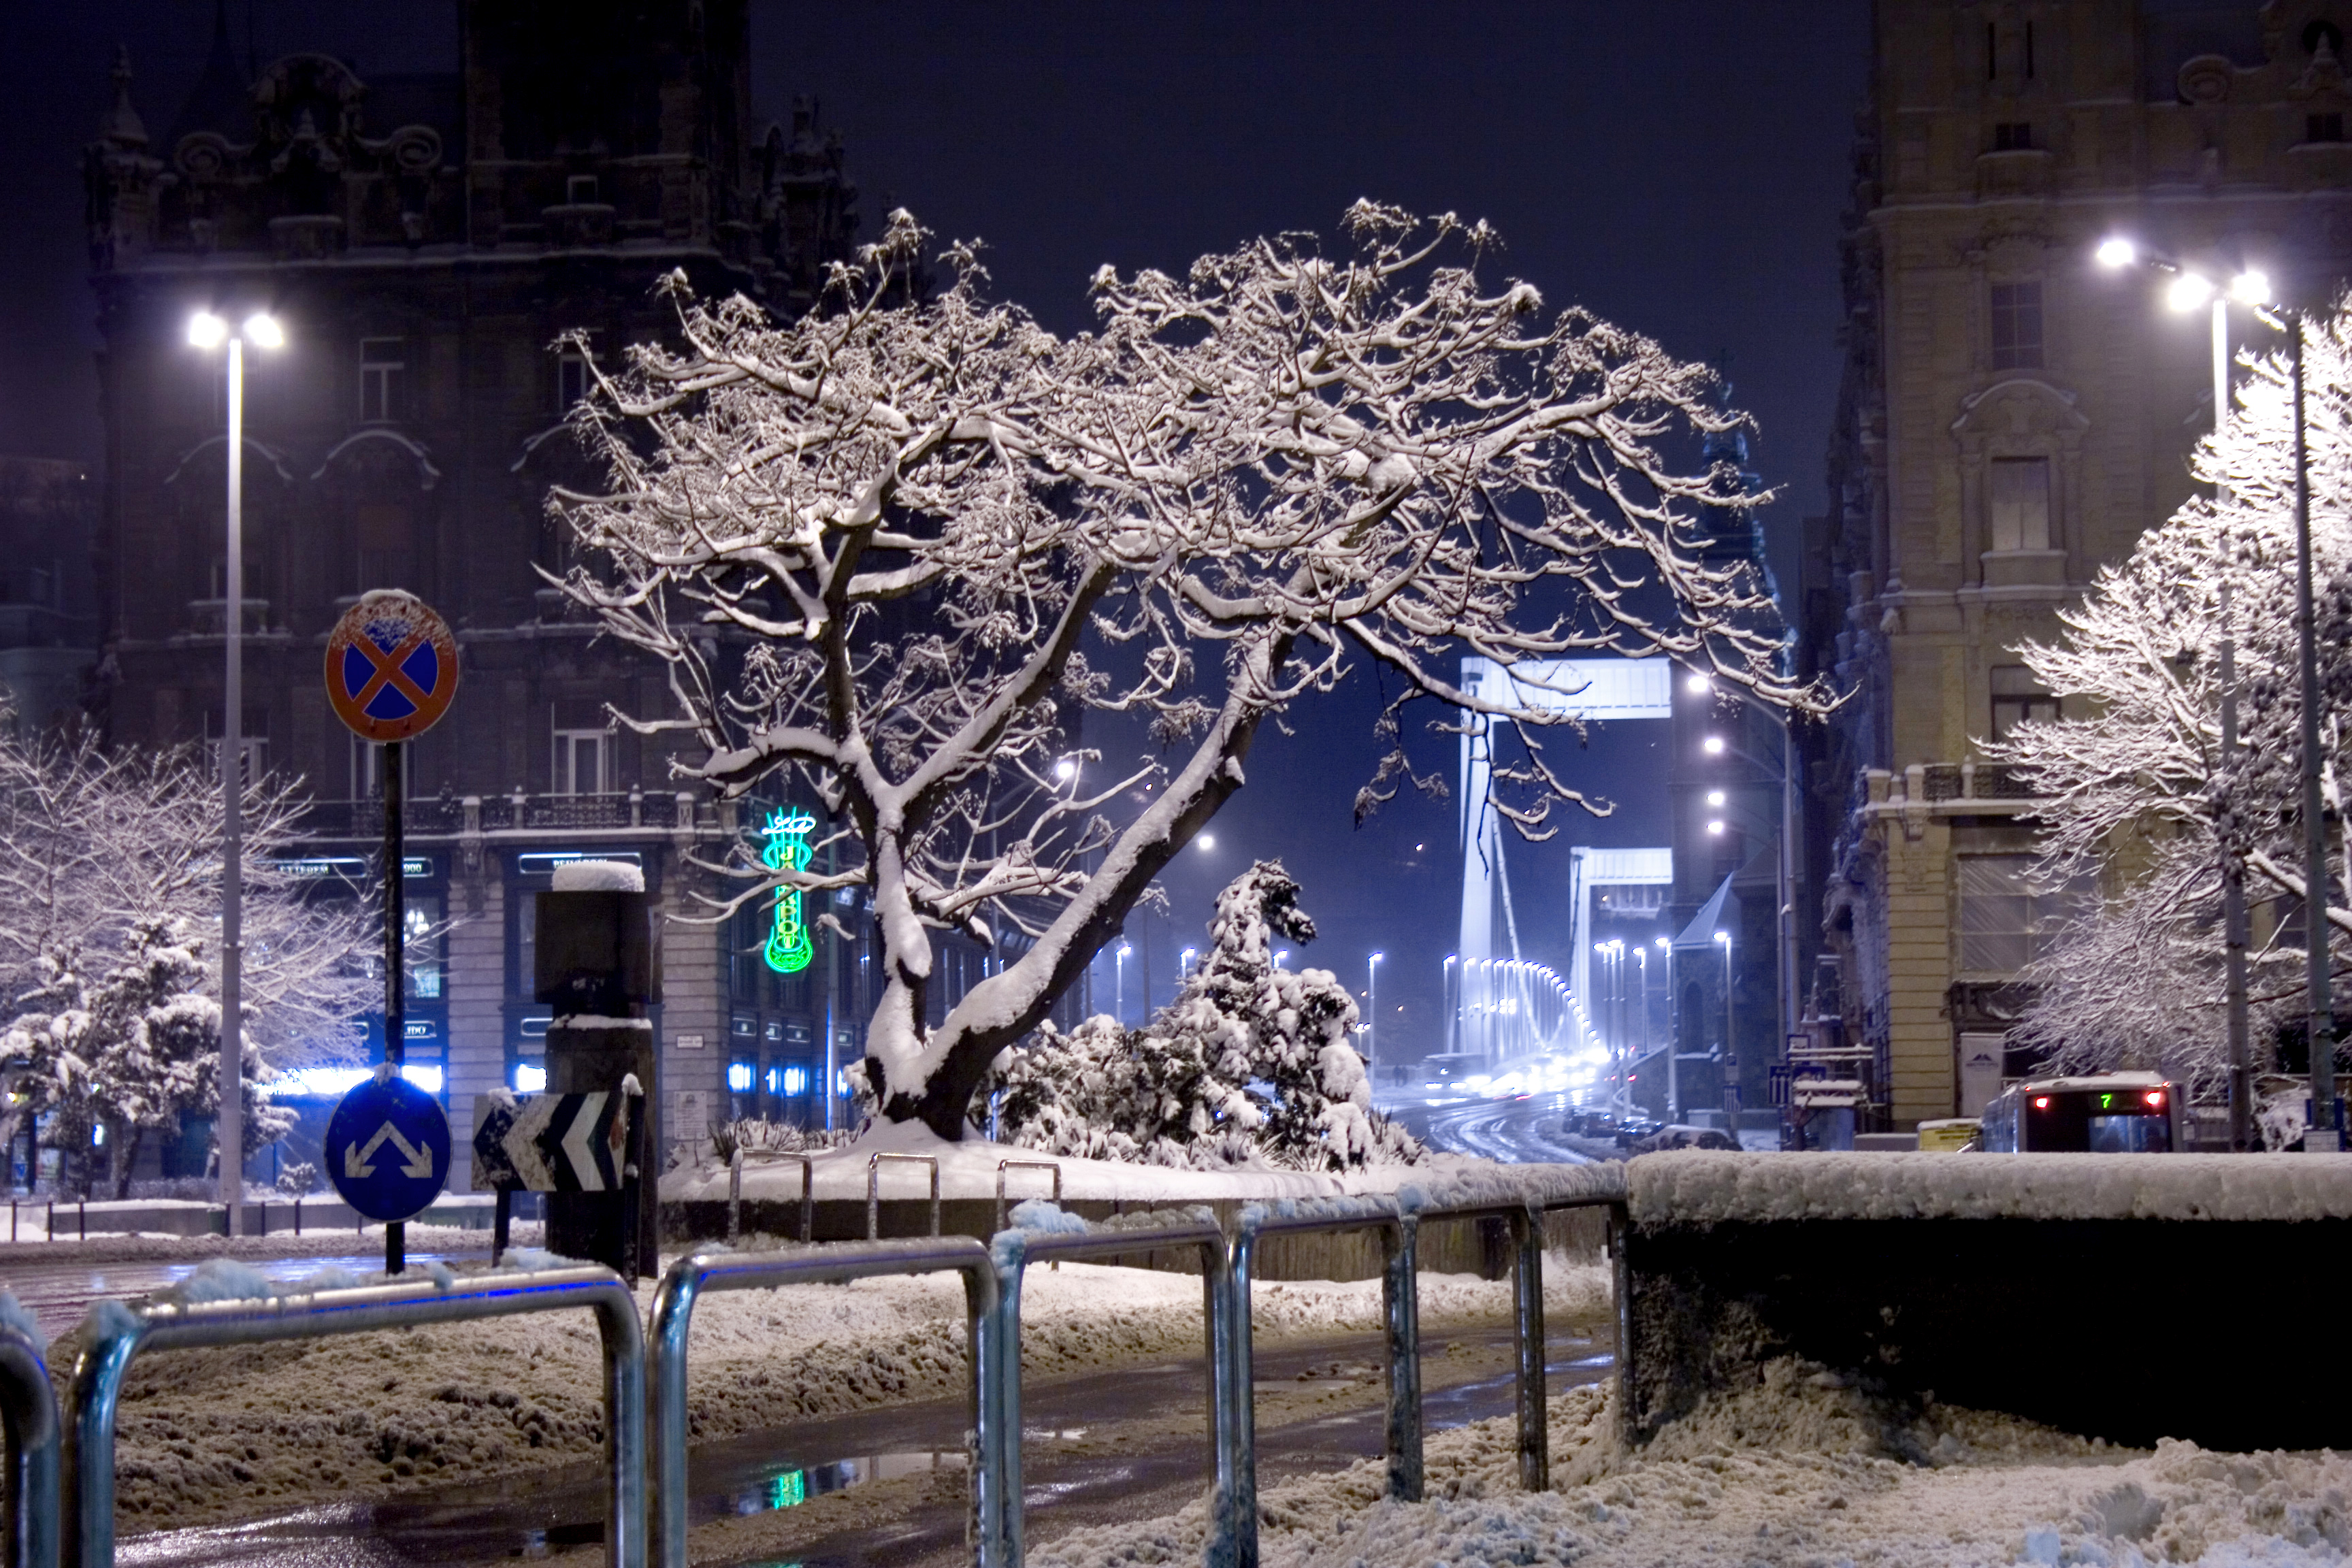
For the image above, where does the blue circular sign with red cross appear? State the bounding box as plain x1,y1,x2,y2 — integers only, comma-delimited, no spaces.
325,590,459,742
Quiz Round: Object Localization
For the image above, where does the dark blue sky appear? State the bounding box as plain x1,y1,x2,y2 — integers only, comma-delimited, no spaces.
0,1,1869,1043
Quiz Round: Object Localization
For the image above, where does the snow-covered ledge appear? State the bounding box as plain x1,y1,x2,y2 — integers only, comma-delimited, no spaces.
1628,1149,2352,1227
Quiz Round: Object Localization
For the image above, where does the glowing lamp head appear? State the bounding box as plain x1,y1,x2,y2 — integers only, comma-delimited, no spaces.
1707,820,1725,835
1714,930,1730,945
186,312,229,350
2229,270,2270,306
243,312,284,349
1656,936,1669,949
2166,272,2215,312
1706,789,1726,806
1117,943,1132,959
1684,672,1711,693
1054,759,1075,781
1703,736,1726,755
2094,236,2137,269
1196,834,1214,850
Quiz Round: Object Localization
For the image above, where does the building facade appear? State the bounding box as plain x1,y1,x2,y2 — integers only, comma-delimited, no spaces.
1808,0,2352,1126
79,1,983,1182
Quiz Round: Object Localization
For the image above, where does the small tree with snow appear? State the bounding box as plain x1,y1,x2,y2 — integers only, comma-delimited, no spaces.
0,727,371,1186
555,204,1818,1140
994,862,1420,1170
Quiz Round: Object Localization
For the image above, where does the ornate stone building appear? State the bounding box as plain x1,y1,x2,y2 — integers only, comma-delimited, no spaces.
1806,0,2352,1126
80,1,900,1180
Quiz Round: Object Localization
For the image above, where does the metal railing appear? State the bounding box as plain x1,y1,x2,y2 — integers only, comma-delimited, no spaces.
993,1160,1061,1234
987,1213,1230,1568
727,1151,813,1245
0,1322,59,1568
868,1152,941,1239
647,1238,1003,1568
63,1266,645,1568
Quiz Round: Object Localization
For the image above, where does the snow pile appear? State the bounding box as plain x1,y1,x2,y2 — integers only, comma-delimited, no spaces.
67,1253,1603,1529
1628,1149,2352,1226
1034,1357,2352,1568
549,859,643,893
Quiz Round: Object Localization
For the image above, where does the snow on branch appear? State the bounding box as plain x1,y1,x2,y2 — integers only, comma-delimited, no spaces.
553,206,1826,1138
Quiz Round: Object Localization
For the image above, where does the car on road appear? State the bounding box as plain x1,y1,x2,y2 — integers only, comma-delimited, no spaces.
1629,1124,1740,1154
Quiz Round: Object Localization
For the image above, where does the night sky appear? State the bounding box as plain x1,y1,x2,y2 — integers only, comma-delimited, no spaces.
0,1,1869,1048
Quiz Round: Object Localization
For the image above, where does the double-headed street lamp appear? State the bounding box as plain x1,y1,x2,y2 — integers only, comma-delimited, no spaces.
187,308,283,1235
2097,240,2332,1149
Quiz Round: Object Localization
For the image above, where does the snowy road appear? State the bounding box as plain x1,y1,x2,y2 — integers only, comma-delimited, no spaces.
1385,1091,1600,1164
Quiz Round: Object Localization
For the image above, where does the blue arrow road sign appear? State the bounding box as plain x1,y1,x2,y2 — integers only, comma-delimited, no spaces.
326,1071,451,1222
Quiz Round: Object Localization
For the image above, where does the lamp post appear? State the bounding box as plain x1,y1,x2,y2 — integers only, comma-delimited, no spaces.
1367,953,1383,1080
1443,954,1458,1061
1181,946,1198,981
1715,928,1735,1127
187,308,282,1236
2097,241,2326,1148
1635,944,1649,1059
1115,942,1132,1026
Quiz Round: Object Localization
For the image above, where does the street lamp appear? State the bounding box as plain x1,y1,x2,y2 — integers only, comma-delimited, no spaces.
1274,949,1289,970
188,308,282,1236
1116,942,1132,1025
2097,240,2325,1149
1181,946,1198,980
1367,953,1384,1080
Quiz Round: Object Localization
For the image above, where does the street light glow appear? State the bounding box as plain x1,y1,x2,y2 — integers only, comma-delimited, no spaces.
2167,272,2215,312
243,313,285,349
1656,936,1669,949
1054,759,1075,780
2230,270,2271,306
1707,820,1725,835
186,311,228,349
2095,236,2137,269
1197,834,1214,850
1706,789,1725,806
1684,672,1711,693
1703,736,1726,755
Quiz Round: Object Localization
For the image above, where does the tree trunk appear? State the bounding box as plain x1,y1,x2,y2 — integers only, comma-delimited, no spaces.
112,1124,145,1201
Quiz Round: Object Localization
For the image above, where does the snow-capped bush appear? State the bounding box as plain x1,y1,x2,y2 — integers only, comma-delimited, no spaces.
992,862,1422,1171
705,1118,849,1162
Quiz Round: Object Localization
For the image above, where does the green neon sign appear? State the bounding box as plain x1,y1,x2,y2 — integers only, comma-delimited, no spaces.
762,808,816,974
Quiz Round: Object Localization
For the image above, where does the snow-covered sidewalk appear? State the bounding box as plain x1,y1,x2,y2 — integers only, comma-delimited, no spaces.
67,1252,1605,1529
1034,1359,2351,1568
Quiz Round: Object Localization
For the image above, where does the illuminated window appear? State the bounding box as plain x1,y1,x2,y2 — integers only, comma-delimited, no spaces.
783,1066,810,1096
514,1062,547,1092
727,1062,754,1092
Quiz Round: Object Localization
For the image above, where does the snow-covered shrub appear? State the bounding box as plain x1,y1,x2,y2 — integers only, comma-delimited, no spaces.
706,1118,849,1163
992,862,1422,1171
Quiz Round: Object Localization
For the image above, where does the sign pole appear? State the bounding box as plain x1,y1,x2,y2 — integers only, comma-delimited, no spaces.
384,738,405,1275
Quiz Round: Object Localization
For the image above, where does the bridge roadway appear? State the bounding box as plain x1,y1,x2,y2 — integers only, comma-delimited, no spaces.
1379,1089,1615,1166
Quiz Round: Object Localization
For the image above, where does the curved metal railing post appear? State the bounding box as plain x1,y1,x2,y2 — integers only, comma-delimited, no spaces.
1379,1207,1423,1503
1509,1203,1546,1490
992,1160,1062,1235
0,1325,59,1568
647,1237,1003,1568
987,1213,1226,1568
65,1267,643,1568
867,1152,942,1239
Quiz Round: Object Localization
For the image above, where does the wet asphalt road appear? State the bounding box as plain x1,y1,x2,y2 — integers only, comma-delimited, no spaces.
1382,1090,1610,1165
109,1321,1616,1568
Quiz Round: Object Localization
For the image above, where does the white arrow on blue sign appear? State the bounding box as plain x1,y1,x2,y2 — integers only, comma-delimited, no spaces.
326,1071,451,1222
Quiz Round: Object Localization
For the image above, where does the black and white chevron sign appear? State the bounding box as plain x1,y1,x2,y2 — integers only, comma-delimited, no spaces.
470,1086,638,1193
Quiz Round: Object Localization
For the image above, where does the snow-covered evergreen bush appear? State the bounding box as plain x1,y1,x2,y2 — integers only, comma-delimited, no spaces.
992,862,1422,1170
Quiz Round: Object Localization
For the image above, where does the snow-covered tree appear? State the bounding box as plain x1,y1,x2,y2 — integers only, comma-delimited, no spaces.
993,861,1420,1170
554,203,1820,1139
0,728,372,1187
1988,299,2352,1087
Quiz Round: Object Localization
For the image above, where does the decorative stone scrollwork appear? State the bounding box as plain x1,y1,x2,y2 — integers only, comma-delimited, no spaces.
2177,53,2236,106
